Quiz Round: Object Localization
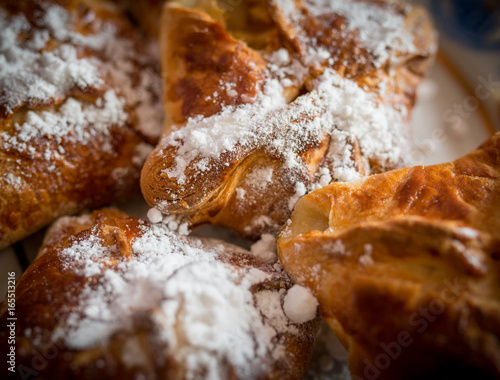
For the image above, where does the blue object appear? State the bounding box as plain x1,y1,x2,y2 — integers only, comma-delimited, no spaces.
431,0,500,50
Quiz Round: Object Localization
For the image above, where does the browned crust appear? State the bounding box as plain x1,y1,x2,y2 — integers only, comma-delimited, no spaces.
0,208,319,379
0,0,159,249
161,3,267,133
140,0,437,239
277,133,500,379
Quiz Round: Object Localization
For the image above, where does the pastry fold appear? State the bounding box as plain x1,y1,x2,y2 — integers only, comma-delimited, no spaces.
277,133,500,379
0,0,162,249
112,0,166,37
0,208,319,379
141,0,437,239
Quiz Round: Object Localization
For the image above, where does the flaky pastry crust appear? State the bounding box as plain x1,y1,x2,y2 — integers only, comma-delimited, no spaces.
278,133,500,379
141,0,437,239
0,0,162,249
0,208,319,379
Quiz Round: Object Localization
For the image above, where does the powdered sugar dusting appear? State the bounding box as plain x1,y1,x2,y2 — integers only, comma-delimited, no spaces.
164,79,287,184
246,167,274,189
146,0,432,237
323,239,347,257
164,67,408,189
50,222,302,379
2,91,127,157
0,2,162,142
244,215,280,235
289,182,307,211
122,337,149,368
0,9,101,113
275,0,415,67
283,284,318,324
147,207,163,224
58,232,112,277
250,233,277,263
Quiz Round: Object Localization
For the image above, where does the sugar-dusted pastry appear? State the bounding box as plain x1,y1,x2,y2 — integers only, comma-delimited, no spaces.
277,133,500,379
0,0,163,249
0,208,319,379
141,0,437,239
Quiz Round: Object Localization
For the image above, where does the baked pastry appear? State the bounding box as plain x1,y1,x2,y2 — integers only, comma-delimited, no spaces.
141,0,437,239
0,208,319,379
277,133,500,379
0,0,162,249
113,0,166,38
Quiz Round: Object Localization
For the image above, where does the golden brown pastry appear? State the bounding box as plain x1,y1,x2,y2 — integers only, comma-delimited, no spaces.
0,0,162,249
277,133,500,379
112,0,166,37
141,0,437,239
0,208,319,379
